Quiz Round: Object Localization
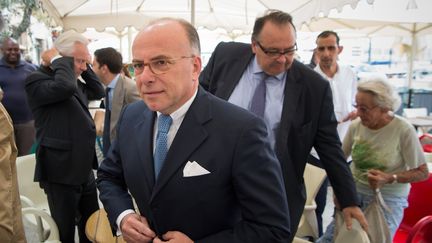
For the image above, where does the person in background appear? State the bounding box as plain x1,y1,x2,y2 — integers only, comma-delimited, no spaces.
25,30,104,243
122,64,132,78
92,47,140,156
319,77,429,242
199,10,367,241
307,48,319,69
309,30,358,236
97,18,290,243
0,102,26,242
0,37,37,156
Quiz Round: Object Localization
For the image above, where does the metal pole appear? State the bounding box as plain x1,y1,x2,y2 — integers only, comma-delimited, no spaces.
407,23,417,90
191,0,195,26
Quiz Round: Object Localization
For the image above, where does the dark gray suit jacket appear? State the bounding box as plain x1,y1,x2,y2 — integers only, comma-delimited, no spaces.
25,57,104,185
199,42,359,239
97,87,291,242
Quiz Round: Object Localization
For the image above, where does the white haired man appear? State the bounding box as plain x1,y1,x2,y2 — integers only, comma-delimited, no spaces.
25,30,105,243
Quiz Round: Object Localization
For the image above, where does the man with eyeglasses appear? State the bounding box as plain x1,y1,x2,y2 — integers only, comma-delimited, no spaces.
97,18,290,243
200,10,367,241
309,30,358,237
25,30,104,243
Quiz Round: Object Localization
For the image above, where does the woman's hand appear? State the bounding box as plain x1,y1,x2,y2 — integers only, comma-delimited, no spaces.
367,169,392,189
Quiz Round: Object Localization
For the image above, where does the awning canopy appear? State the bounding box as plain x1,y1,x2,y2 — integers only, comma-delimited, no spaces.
38,0,367,33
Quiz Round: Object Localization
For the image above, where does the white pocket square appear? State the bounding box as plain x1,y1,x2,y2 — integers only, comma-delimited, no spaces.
183,161,210,177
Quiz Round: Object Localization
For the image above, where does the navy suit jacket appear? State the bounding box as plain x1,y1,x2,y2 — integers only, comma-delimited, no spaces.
199,42,359,238
25,57,104,185
97,87,291,242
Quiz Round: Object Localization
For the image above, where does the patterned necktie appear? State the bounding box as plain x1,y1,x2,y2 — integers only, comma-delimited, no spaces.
154,114,173,179
250,73,269,117
102,87,111,156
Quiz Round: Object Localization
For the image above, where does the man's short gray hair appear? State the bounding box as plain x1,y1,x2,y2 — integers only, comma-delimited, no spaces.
54,30,89,56
357,76,401,112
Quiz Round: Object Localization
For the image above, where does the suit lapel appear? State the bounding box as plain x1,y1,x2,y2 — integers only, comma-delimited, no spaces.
111,76,125,135
275,61,303,160
151,88,210,200
134,109,157,191
215,51,254,100
73,93,93,119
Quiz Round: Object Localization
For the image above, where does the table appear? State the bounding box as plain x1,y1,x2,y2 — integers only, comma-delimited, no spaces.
406,116,432,134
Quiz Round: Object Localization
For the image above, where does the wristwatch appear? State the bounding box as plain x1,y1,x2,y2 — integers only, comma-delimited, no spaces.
392,174,398,184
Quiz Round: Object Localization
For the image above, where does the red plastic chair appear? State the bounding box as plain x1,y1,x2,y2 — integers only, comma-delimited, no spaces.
393,174,432,243
406,215,432,243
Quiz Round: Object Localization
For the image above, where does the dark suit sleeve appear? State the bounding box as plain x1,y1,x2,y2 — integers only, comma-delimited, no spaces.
199,42,220,91
96,106,135,232
81,64,105,100
25,57,77,106
313,82,359,208
198,116,290,243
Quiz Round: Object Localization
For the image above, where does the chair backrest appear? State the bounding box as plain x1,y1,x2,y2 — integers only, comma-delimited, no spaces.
16,154,49,211
304,163,326,205
406,215,432,243
86,208,126,243
22,207,60,243
402,108,428,118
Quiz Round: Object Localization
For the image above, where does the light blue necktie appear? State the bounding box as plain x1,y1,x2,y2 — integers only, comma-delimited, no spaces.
154,114,172,179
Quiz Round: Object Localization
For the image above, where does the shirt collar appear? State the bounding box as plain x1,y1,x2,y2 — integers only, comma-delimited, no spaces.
157,88,198,123
107,74,121,89
0,58,25,68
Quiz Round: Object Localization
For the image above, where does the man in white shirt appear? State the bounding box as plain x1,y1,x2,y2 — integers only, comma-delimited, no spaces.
311,30,358,236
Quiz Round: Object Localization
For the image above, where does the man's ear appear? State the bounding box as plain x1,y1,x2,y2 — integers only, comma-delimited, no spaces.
338,45,344,54
251,40,258,54
101,64,108,73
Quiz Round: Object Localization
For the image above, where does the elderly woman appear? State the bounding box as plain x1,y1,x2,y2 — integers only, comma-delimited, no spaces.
319,77,429,242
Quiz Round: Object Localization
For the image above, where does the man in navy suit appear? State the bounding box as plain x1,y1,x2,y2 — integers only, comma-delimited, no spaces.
199,10,368,241
97,18,290,243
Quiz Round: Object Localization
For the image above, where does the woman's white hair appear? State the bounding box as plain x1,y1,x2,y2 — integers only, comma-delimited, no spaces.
357,76,401,112
54,30,89,56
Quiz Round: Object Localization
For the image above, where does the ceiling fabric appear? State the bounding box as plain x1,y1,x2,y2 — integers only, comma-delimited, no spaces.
38,0,366,33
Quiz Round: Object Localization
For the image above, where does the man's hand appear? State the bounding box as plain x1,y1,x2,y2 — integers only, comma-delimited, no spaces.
342,206,368,231
340,110,358,123
93,110,105,136
120,213,156,243
41,48,59,66
153,231,193,243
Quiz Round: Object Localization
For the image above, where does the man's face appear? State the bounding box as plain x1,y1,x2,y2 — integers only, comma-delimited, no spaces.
251,21,297,76
2,39,21,65
92,58,106,84
132,21,201,115
72,42,90,77
316,35,342,70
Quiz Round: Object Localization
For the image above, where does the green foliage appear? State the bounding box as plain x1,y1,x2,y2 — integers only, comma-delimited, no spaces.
1,0,38,39
352,139,387,180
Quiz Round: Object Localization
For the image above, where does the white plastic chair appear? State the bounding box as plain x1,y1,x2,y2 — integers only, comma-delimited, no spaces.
16,154,58,242
296,163,327,241
22,207,60,243
16,154,49,211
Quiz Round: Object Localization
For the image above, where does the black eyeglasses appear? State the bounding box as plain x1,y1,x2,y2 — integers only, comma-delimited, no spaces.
256,41,297,58
131,56,195,75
